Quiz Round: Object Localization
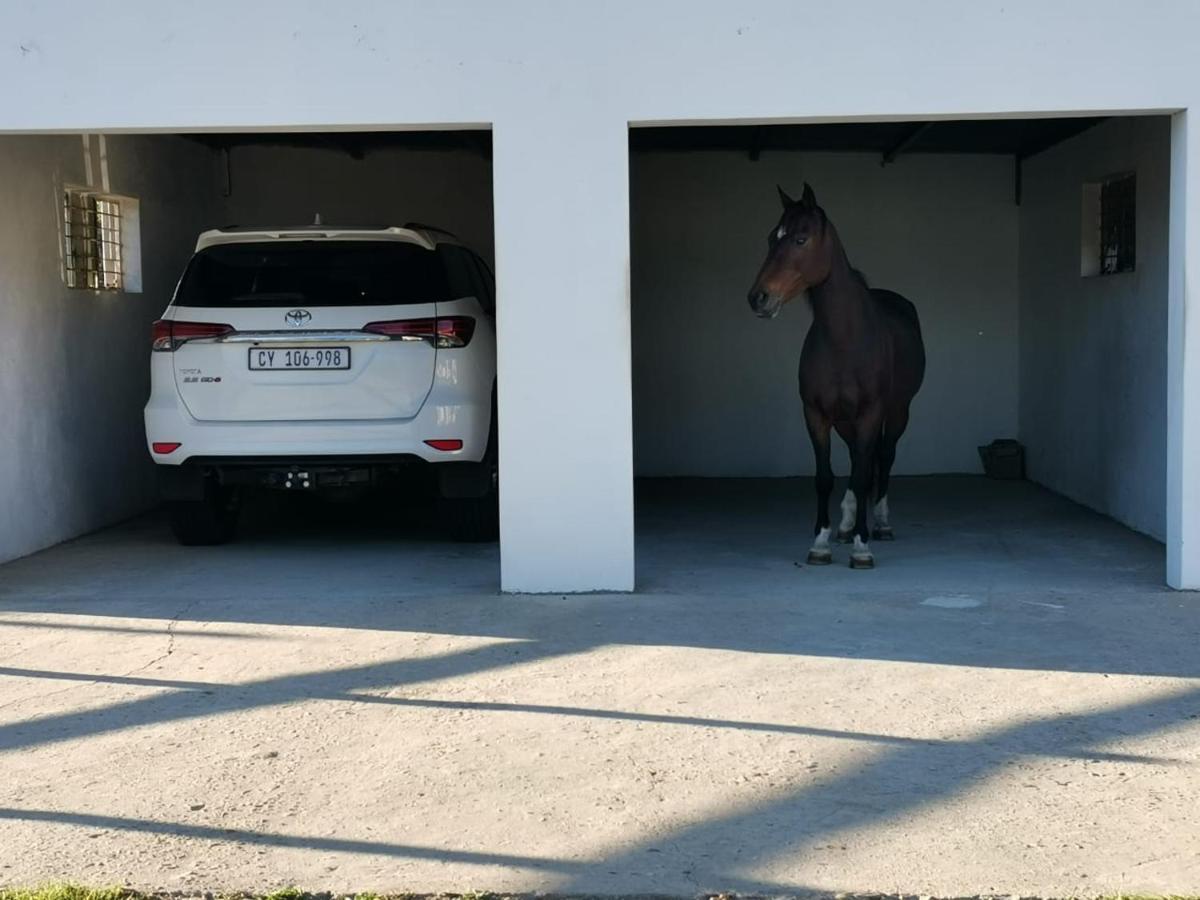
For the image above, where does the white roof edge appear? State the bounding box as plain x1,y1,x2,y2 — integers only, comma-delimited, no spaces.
194,226,441,252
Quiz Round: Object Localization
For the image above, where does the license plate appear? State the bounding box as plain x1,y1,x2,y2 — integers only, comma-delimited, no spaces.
248,347,351,371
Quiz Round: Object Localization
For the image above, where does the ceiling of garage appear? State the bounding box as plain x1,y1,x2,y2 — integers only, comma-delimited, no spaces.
630,117,1107,163
185,130,493,159
185,117,1103,165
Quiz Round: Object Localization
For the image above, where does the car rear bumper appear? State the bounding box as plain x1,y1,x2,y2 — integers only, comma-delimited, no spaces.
145,390,492,465
155,453,493,501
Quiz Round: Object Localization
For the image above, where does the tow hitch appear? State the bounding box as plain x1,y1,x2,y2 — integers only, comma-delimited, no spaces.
284,469,312,490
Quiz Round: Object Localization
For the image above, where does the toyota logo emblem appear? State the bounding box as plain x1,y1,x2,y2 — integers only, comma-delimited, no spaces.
285,309,312,327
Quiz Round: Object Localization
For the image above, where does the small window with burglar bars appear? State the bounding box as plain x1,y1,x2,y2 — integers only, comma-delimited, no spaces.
1080,173,1136,277
63,189,124,290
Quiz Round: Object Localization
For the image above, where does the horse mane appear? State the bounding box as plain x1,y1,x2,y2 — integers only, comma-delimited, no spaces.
804,266,871,310
815,206,869,289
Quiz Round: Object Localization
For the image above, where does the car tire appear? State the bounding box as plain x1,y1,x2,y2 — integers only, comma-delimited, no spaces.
439,490,499,542
440,390,499,543
167,483,240,546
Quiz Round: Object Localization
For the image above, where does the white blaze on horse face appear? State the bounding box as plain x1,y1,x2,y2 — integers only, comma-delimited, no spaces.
776,225,787,240
873,495,890,527
839,489,857,533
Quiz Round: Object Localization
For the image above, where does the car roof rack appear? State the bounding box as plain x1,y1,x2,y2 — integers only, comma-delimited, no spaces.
212,224,393,233
403,222,458,238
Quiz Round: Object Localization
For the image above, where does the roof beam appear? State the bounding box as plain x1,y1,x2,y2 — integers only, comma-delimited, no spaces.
881,122,933,166
748,125,765,162
1016,117,1107,161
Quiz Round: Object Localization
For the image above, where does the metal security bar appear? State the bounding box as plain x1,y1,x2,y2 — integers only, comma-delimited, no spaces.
1099,174,1135,275
63,190,123,290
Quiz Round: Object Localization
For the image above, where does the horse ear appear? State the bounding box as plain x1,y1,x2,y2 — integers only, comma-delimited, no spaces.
800,182,817,209
777,185,795,208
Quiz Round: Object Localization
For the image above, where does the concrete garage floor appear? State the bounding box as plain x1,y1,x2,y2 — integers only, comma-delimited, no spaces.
0,477,1197,896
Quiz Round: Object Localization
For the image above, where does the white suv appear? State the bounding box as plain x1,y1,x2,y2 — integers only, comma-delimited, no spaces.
144,224,497,545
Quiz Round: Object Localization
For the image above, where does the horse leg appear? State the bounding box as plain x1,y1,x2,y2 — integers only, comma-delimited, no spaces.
833,421,856,542
804,406,835,565
872,406,910,541
836,486,857,543
847,412,883,569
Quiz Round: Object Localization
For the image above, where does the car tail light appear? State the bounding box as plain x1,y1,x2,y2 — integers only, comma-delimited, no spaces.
425,439,464,452
152,442,182,454
152,320,235,351
363,316,476,348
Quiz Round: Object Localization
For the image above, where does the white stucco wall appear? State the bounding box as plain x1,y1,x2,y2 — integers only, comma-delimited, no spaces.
2,0,1199,590
1019,117,1170,540
222,144,494,266
632,150,1018,477
0,134,220,564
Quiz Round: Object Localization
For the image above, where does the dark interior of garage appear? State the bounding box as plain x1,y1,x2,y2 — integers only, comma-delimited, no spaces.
0,116,1173,591
0,129,497,571
629,115,1169,585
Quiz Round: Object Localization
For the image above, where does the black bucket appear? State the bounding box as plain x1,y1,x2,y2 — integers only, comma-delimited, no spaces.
978,439,1025,480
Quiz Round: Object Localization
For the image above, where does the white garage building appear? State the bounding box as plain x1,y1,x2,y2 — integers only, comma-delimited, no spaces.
0,1,1197,593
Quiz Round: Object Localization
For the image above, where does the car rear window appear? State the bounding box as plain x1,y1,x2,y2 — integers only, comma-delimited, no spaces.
173,240,451,307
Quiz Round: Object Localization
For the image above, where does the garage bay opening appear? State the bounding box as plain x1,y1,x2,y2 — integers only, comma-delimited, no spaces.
629,116,1170,592
0,128,499,591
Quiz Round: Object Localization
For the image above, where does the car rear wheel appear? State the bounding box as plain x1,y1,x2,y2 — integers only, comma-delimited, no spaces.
439,486,498,542
440,395,498,542
167,482,241,546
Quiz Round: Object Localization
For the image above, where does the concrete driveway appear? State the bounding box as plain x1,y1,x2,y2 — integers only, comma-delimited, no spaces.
0,478,1197,896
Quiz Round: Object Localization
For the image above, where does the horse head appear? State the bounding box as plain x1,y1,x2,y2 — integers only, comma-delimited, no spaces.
747,182,833,319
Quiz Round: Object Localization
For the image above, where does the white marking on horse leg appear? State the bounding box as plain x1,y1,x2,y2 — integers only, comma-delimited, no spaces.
873,495,890,527
851,534,874,565
807,526,833,564
811,527,831,550
839,489,857,534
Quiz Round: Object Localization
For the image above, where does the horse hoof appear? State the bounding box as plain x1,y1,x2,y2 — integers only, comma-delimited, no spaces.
872,527,895,541
849,554,875,570
836,529,854,543
806,549,833,566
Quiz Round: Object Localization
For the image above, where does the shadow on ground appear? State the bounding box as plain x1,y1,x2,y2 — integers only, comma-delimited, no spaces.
0,477,1194,893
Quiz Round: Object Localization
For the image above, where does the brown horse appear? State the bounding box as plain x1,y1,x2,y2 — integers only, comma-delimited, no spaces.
747,183,925,569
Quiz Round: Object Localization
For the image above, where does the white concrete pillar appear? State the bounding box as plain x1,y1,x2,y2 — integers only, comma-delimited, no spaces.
1168,109,1200,589
491,115,635,592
